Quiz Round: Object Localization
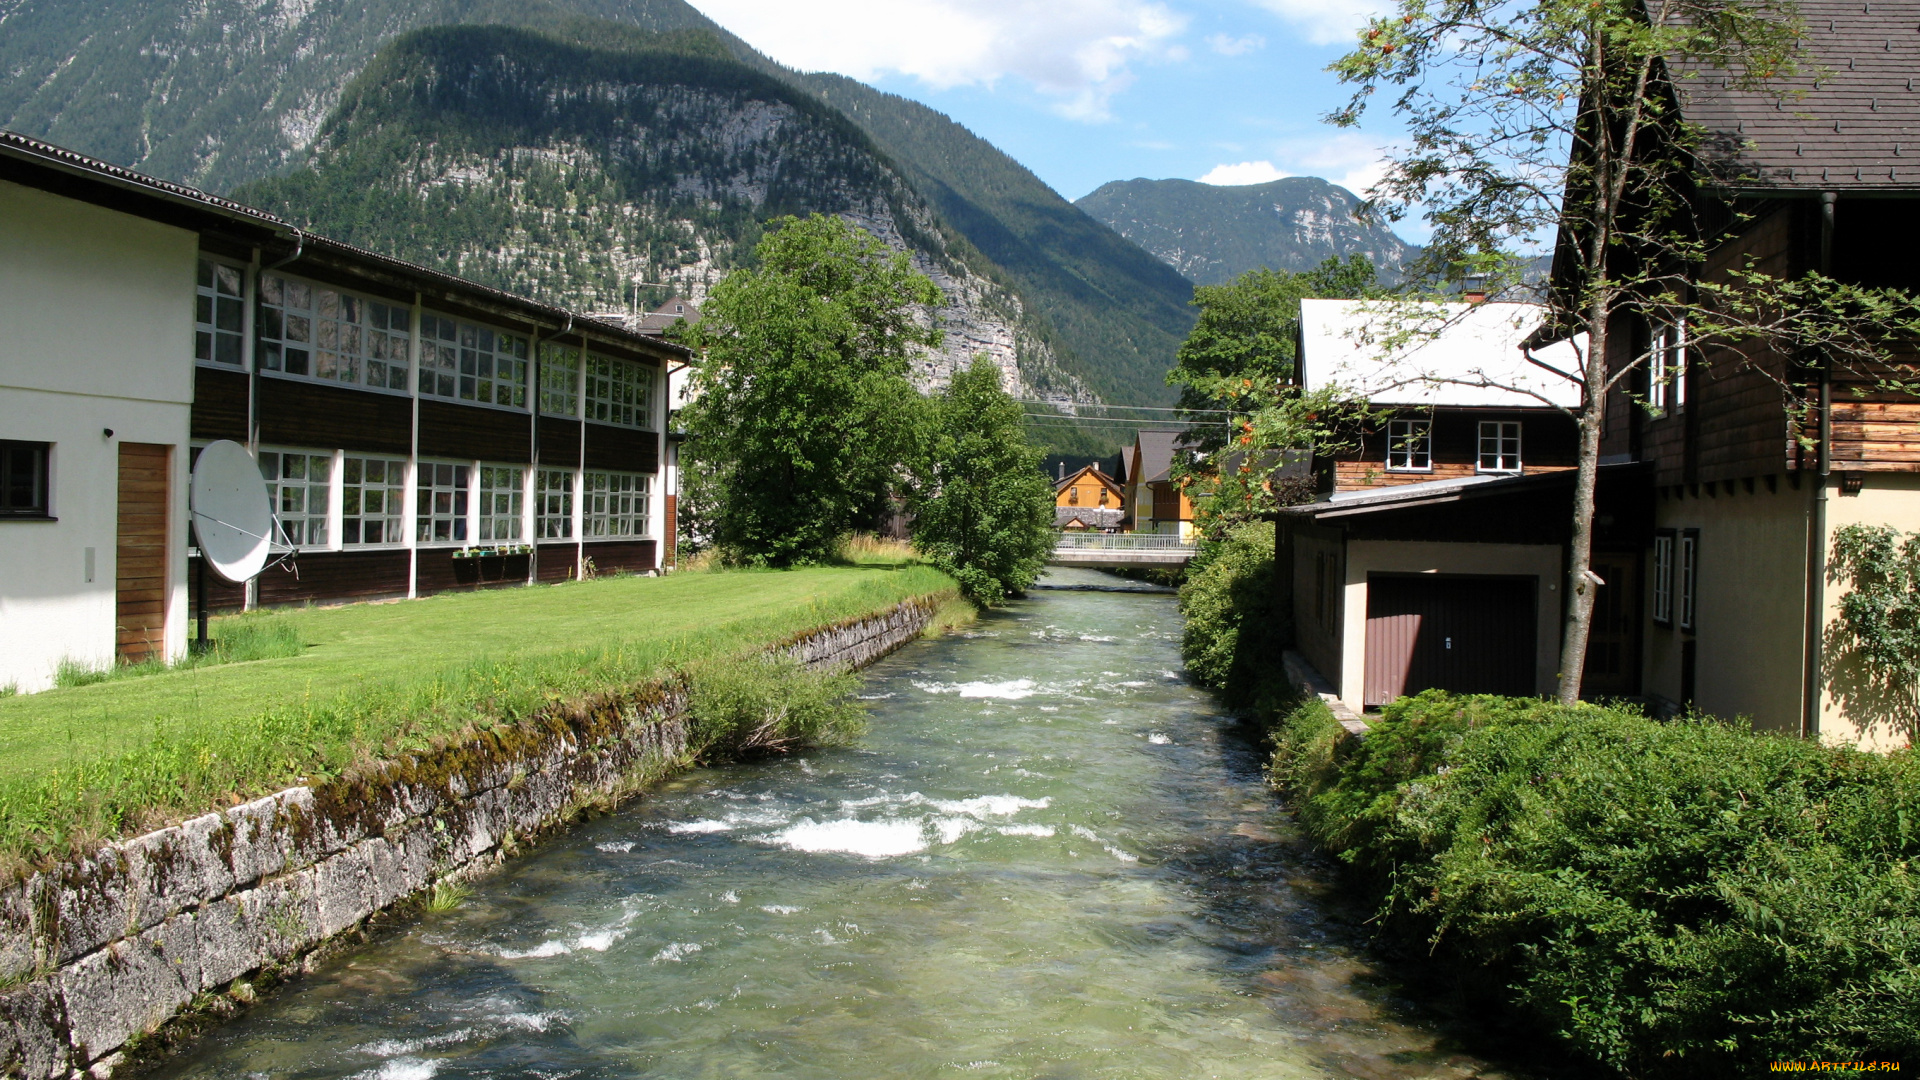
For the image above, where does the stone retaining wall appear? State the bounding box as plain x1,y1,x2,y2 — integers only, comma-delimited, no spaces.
0,597,938,1077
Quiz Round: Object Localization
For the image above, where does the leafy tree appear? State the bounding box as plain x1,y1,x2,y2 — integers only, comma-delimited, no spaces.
1327,0,1920,703
1168,257,1382,529
681,214,941,566
910,357,1057,606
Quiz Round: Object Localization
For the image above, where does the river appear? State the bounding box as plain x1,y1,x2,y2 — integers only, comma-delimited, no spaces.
151,568,1509,1080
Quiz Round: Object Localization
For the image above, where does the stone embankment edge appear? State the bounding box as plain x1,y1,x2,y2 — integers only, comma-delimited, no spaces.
0,596,940,1078
1280,649,1370,739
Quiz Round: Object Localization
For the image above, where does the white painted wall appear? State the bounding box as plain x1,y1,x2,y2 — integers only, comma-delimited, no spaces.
1339,540,1564,711
0,179,197,692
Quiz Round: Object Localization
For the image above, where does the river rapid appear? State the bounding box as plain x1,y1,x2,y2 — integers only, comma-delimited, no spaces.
152,568,1510,1080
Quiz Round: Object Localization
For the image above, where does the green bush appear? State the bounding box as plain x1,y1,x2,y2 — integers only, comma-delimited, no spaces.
1176,521,1277,703
683,655,868,762
1273,690,1920,1073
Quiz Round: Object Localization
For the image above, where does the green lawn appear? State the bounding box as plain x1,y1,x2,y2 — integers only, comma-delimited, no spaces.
0,563,952,866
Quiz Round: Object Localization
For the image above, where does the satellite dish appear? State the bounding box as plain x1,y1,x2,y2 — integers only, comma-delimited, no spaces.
190,440,273,583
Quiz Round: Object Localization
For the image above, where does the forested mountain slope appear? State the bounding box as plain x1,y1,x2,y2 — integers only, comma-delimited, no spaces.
0,0,1196,405
235,25,1079,400
1076,176,1415,286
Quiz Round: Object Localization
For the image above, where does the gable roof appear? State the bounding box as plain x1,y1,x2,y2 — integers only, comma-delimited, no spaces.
1054,464,1123,494
1299,299,1585,409
1130,429,1190,484
1680,0,1920,192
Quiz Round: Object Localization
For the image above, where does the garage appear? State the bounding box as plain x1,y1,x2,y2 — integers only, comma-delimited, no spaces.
1363,574,1537,707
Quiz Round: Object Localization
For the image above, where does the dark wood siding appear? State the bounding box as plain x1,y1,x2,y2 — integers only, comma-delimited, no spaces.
1332,409,1577,492
416,549,530,594
258,376,411,455
583,423,658,473
1364,574,1535,706
583,539,656,574
1685,204,1800,484
190,367,249,443
190,554,247,615
664,493,678,569
537,416,582,467
116,443,171,663
257,550,409,607
535,542,577,583
1583,549,1643,695
419,400,531,462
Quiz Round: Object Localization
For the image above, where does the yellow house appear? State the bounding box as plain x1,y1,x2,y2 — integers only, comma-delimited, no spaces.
1055,465,1124,513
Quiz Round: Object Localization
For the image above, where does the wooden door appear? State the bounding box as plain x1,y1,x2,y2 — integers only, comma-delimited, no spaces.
116,443,171,664
1582,550,1643,696
1364,575,1536,707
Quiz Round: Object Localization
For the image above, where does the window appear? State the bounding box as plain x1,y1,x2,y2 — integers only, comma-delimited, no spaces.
478,466,525,542
1652,531,1674,625
1477,421,1522,473
1678,529,1699,632
341,456,407,545
536,469,574,539
420,315,528,408
585,354,655,428
1386,419,1432,471
1,441,50,518
259,451,331,547
584,471,648,537
258,273,411,391
540,344,580,417
1649,321,1687,415
195,259,245,367
1098,487,1109,506
1068,485,1079,505
416,462,470,543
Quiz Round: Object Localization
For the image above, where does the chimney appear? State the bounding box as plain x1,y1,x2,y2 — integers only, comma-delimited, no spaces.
1057,461,1065,481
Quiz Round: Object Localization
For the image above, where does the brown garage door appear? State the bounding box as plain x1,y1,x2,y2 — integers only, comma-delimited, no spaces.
117,442,171,664
1364,574,1536,707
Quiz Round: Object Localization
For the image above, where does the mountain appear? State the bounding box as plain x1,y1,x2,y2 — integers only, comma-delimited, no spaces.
1074,176,1416,286
234,24,1081,401
0,0,1196,406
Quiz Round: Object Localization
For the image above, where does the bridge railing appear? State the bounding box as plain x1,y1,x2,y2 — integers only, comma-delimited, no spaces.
1053,532,1196,551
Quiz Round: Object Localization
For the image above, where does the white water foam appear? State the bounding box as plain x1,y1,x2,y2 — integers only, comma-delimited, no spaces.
997,824,1056,837
719,890,739,904
931,816,981,845
761,904,802,915
1147,733,1171,745
914,679,1041,700
354,1029,473,1058
498,922,628,959
349,1060,441,1080
595,841,634,853
652,942,702,963
493,1010,565,1032
930,794,1049,817
767,819,928,858
665,819,732,834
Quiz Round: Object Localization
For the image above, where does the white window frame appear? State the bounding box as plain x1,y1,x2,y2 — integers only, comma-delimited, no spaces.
535,468,576,539
477,465,526,543
1649,321,1688,416
584,353,656,429
419,313,530,411
1651,531,1674,625
1386,418,1433,472
258,448,333,549
340,454,409,547
1678,529,1699,632
257,271,413,394
415,460,472,546
195,257,248,369
583,470,650,538
1477,420,1523,473
539,344,581,418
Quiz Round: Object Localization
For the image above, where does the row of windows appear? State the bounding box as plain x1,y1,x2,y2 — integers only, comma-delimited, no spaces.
196,260,657,427
1651,529,1699,632
1384,419,1524,473
255,448,650,549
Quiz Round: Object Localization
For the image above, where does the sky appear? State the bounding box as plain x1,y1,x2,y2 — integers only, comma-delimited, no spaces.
681,0,1420,238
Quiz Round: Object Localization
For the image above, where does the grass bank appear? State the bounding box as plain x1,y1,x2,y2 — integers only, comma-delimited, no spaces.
0,562,953,869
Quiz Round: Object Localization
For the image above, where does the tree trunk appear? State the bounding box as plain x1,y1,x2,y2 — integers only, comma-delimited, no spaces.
1557,304,1611,705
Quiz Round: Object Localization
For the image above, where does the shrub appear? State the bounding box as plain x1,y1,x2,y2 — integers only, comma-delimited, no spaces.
1177,521,1277,703
1273,690,1920,1074
683,655,867,761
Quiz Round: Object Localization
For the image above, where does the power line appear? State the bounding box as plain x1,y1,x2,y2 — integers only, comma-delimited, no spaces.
1014,399,1235,416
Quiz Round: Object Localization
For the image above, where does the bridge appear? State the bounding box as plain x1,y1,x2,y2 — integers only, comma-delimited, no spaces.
1049,532,1196,568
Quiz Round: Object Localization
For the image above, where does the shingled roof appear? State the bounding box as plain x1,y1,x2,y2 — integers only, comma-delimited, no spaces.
1680,0,1920,191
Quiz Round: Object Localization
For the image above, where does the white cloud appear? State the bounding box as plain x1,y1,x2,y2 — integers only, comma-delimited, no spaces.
1285,131,1395,196
1205,32,1266,55
1246,0,1392,47
685,0,1187,122
1197,160,1292,185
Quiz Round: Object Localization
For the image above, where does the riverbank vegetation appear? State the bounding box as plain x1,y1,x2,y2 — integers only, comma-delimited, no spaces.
1177,542,1920,1069
682,215,1056,605
0,562,952,870
684,655,867,761
1269,691,1920,1073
